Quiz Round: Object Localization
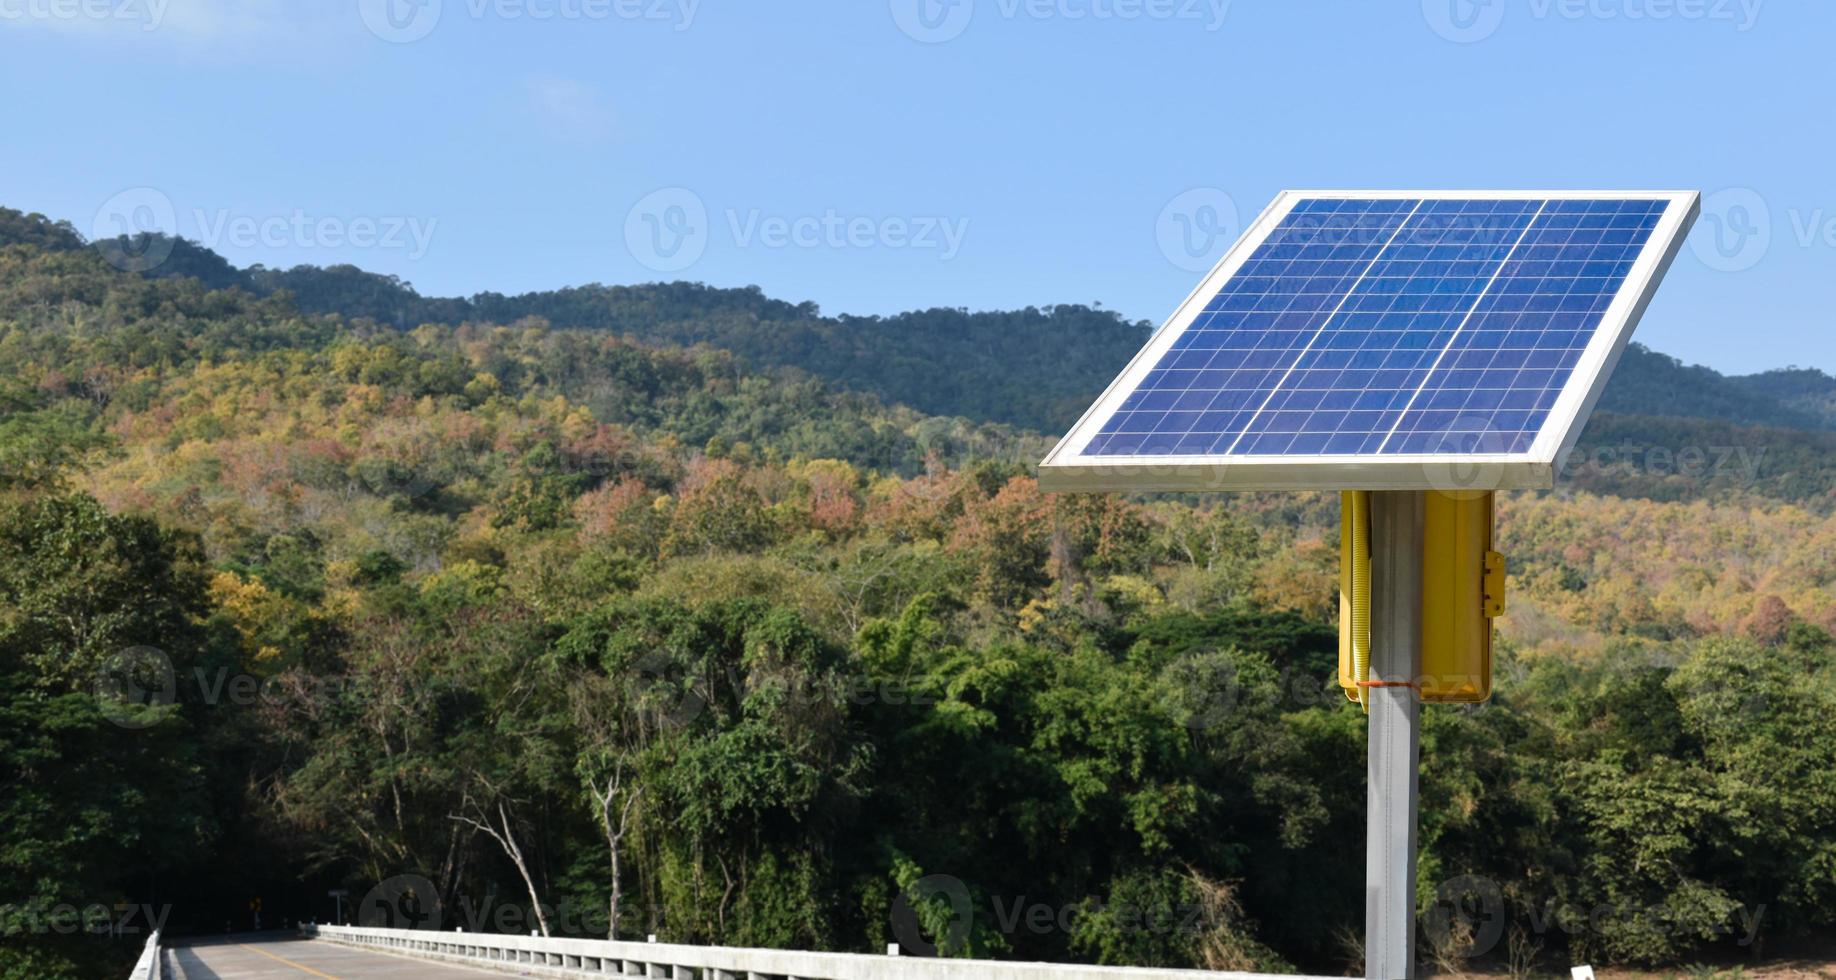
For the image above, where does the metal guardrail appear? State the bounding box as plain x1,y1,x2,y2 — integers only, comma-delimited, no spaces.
301,924,1327,980
128,930,162,980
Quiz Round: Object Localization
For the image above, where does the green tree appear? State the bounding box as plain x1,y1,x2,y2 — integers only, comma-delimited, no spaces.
0,493,213,978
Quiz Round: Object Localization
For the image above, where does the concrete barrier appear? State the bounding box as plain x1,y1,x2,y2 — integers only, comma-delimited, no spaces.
301,924,1327,979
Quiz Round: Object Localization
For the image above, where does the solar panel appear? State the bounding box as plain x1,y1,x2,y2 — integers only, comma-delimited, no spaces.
1039,191,1699,492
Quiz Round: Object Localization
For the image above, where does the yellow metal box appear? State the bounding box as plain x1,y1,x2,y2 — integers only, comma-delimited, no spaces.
1339,491,1501,704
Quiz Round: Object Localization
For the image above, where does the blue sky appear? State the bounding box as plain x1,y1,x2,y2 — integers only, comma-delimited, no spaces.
2,0,1828,374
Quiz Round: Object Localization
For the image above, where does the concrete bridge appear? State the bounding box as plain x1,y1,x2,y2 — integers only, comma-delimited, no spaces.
167,933,491,978
134,925,1329,980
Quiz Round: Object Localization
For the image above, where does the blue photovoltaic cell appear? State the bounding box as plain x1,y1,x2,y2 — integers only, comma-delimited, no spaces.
1083,197,1666,457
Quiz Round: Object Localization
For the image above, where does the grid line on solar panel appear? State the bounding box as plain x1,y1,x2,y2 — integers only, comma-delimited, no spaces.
1381,199,1664,455
1226,199,1544,456
1083,199,1423,456
1082,197,1668,458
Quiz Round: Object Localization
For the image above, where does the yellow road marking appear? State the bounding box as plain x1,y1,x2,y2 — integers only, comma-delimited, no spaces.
236,943,341,979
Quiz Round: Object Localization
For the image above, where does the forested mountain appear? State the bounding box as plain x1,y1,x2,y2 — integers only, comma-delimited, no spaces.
1598,345,1836,431
4,206,1836,979
1729,365,1836,428
237,262,1836,437
20,206,1835,438
265,272,1152,435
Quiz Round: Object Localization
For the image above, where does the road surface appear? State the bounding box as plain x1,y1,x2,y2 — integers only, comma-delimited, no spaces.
170,935,505,979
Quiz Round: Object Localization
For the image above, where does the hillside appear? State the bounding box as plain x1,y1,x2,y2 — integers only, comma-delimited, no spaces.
1729,365,1836,428
219,263,1836,439
239,262,1836,438
0,209,1154,434
23,206,1834,442
1597,345,1836,431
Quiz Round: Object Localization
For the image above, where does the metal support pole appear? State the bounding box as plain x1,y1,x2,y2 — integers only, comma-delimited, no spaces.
1366,490,1423,980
